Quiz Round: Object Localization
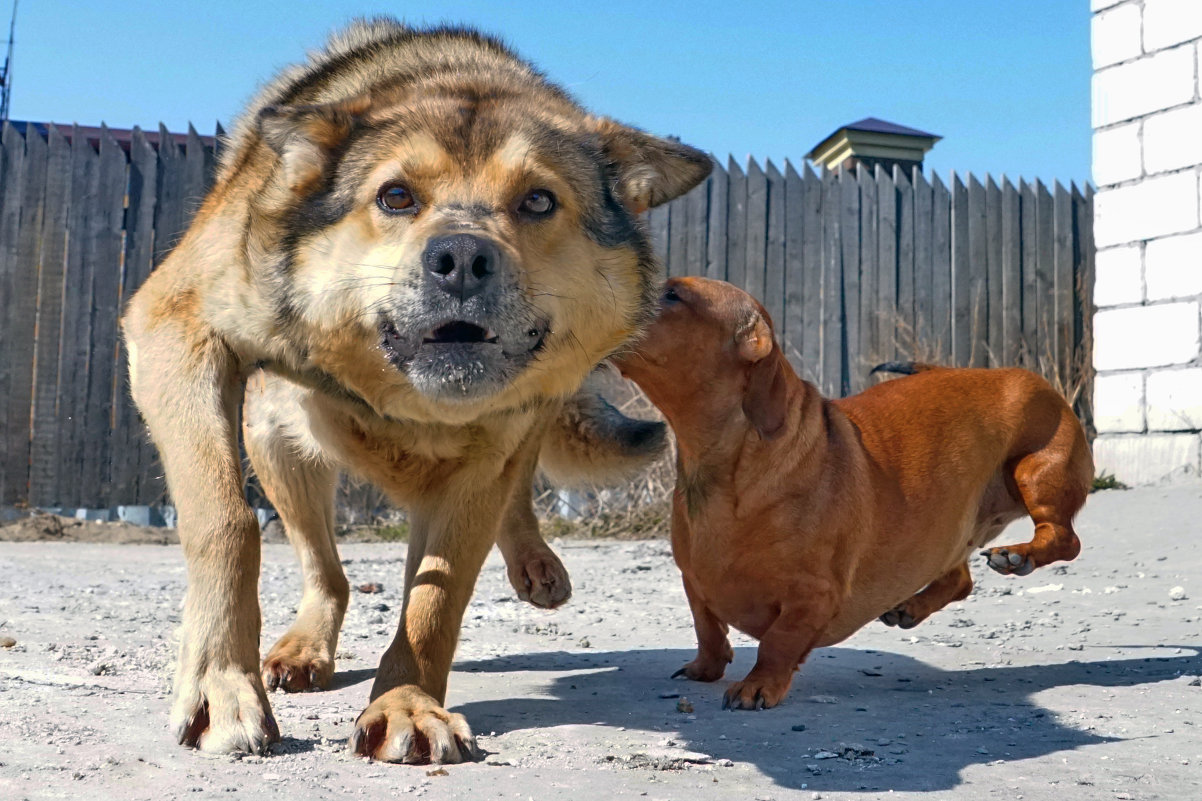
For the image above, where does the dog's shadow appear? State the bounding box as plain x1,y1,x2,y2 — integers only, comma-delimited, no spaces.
451,645,1200,793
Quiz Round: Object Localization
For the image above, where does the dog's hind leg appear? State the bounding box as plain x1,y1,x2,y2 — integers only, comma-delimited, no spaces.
245,374,349,693
880,561,973,628
981,415,1092,576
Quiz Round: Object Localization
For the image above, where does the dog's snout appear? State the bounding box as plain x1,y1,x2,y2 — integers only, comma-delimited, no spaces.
423,234,499,300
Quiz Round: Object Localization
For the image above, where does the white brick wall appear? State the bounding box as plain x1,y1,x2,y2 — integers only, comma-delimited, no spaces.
1092,45,1194,128
1092,0,1202,485
1143,0,1202,52
1094,171,1199,247
1146,232,1202,299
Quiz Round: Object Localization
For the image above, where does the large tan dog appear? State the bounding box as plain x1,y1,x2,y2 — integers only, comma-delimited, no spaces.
614,277,1093,710
122,20,710,762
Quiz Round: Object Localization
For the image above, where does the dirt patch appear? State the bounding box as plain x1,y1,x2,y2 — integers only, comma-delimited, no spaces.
0,512,177,545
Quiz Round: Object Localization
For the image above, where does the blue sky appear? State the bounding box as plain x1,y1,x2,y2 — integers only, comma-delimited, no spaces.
6,1,1090,184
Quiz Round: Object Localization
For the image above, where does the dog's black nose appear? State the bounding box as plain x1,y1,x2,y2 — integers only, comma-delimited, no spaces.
422,234,498,300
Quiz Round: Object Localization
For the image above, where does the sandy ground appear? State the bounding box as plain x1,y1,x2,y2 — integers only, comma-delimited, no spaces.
1,484,1200,801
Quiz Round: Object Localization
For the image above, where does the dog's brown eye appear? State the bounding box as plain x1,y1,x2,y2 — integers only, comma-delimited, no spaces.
518,189,555,217
377,182,416,213
663,287,681,303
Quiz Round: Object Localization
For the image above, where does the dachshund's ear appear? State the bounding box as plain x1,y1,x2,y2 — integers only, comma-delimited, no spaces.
737,311,787,439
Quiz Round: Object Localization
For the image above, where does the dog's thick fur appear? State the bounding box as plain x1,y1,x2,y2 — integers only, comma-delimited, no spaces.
614,277,1093,710
122,20,710,762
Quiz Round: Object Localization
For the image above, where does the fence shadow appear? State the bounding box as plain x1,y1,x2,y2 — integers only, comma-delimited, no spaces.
451,645,1199,793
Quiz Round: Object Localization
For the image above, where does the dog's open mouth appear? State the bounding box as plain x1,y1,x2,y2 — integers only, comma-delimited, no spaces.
422,321,499,345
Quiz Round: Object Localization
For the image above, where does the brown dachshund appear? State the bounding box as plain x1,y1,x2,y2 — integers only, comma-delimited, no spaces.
613,277,1093,710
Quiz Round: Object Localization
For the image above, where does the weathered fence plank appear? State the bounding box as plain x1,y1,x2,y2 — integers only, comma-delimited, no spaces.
821,168,843,396
705,159,728,281
3,126,47,504
28,126,72,506
1000,177,1022,366
1053,181,1075,389
57,127,99,505
80,128,127,508
840,168,862,390
967,174,988,367
951,173,971,366
0,124,27,503
1035,180,1055,373
685,173,708,278
782,161,805,361
1020,179,1039,365
986,177,1003,366
895,166,915,364
725,158,747,291
765,161,787,333
744,158,767,301
912,168,934,360
667,185,688,278
877,165,897,361
799,164,823,383
931,173,952,362
858,163,880,369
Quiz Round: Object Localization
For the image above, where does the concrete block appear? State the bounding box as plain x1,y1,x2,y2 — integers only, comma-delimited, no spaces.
1143,0,1202,52
1094,245,1144,306
1094,301,1200,370
1145,231,1202,300
1093,120,1142,186
1093,2,1143,69
1092,46,1195,127
1147,367,1202,430
1093,432,1201,484
1143,104,1202,174
1094,372,1145,433
1094,171,1199,247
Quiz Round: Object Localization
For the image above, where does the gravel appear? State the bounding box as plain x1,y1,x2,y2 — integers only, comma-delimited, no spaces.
1,483,1201,800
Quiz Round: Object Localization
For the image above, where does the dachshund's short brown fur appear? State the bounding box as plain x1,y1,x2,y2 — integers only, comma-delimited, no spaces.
615,277,1093,710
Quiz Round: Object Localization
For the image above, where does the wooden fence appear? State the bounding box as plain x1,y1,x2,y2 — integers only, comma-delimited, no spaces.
0,121,1094,511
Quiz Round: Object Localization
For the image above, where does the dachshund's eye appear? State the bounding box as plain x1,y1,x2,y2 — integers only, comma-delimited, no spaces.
377,182,417,213
663,287,681,304
518,189,556,218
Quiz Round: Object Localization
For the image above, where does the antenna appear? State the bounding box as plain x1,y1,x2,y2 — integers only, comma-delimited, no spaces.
0,0,18,123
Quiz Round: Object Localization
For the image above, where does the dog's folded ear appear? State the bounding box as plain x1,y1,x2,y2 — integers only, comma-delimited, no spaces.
590,118,713,213
257,95,372,195
737,311,788,440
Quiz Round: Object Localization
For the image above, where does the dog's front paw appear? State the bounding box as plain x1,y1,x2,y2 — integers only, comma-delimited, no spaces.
171,667,279,754
981,545,1035,576
722,675,791,711
506,546,572,609
262,631,336,692
349,685,481,764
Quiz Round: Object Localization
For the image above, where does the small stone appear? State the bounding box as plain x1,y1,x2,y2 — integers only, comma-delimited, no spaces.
1169,586,1187,601
356,582,384,594
0,636,15,648
791,724,807,732
676,698,694,713
716,758,734,767
1189,678,1201,687
578,637,591,649
814,750,838,759
88,660,111,676
658,692,680,699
